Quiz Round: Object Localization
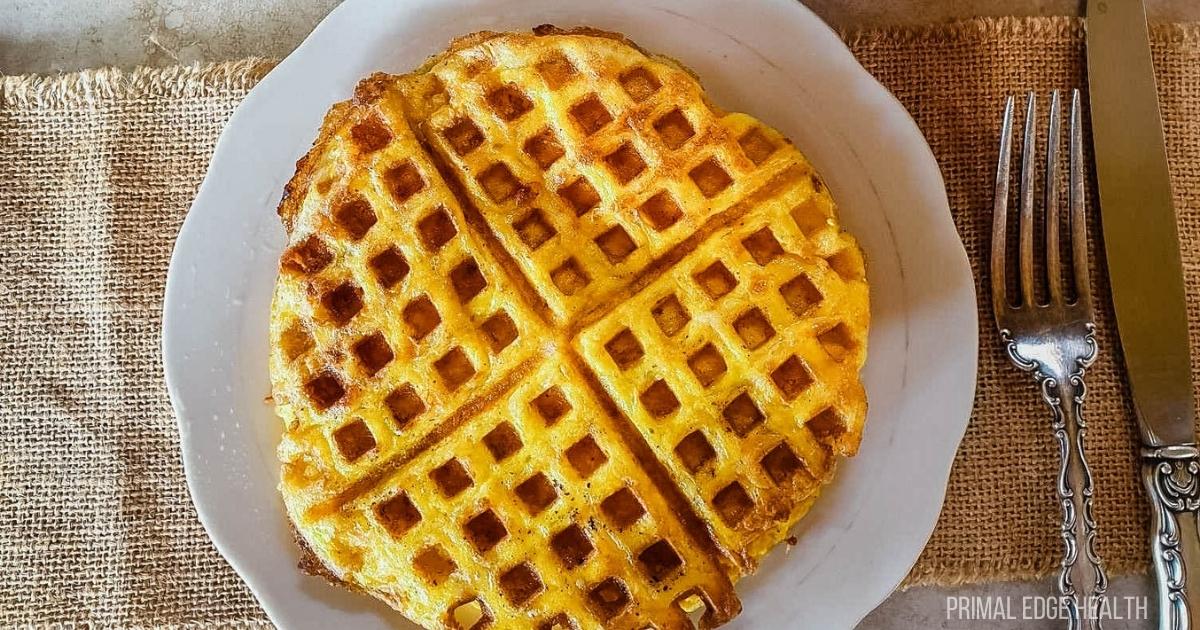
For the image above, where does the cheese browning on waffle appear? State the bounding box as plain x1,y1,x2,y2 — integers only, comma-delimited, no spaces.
575,178,868,569
403,32,807,326
320,361,740,629
272,81,546,517
272,26,869,629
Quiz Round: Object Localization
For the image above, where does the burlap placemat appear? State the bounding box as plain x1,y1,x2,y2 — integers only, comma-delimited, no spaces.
1,16,1198,626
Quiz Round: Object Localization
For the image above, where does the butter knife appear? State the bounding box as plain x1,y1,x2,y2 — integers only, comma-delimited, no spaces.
1086,1,1200,627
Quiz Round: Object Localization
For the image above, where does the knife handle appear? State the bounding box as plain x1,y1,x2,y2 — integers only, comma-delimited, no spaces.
1142,445,1200,630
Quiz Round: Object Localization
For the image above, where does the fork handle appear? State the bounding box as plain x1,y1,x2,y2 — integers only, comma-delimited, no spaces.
1142,445,1200,630
1005,330,1109,630
1044,369,1109,630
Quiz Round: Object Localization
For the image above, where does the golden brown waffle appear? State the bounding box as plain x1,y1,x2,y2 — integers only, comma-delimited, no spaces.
270,26,868,629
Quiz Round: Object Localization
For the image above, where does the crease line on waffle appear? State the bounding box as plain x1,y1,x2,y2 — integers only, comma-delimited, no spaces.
565,163,810,339
306,354,542,520
563,345,749,578
413,124,559,328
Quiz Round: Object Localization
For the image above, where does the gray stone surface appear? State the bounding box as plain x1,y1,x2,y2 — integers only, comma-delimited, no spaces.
1,1,1184,628
2,0,1198,73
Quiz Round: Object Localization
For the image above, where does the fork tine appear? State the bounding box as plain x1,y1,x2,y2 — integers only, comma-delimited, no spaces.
1069,88,1091,307
1018,92,1037,307
991,95,1015,314
1045,90,1063,302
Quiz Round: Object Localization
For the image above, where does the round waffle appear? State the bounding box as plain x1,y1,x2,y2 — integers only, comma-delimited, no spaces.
270,26,869,630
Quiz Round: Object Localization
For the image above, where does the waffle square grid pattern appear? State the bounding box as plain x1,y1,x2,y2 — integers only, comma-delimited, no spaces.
270,29,868,630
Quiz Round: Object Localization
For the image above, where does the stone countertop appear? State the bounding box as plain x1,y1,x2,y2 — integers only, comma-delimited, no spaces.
1,1,1187,628
2,0,1197,74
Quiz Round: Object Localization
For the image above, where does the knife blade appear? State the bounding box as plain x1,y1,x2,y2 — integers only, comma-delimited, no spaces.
1086,0,1194,447
1087,2,1200,628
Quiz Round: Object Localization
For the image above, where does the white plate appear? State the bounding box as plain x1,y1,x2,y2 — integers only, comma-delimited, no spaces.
162,1,977,628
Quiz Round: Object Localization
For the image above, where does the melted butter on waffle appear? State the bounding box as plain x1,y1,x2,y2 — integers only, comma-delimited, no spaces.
272,26,868,629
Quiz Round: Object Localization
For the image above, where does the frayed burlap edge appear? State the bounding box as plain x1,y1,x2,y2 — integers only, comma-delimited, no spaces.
841,15,1200,47
0,58,277,109
4,18,1195,108
901,556,1149,591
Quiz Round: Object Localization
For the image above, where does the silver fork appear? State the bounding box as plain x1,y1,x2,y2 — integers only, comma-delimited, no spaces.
991,90,1108,630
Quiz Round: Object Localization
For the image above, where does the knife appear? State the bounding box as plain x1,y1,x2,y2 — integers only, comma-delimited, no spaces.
1086,0,1200,627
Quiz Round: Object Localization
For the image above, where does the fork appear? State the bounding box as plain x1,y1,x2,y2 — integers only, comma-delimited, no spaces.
991,90,1108,630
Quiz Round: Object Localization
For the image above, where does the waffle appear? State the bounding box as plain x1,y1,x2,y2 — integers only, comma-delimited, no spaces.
270,26,869,629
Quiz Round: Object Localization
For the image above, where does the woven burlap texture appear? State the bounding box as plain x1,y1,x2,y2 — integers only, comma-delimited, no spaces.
1,16,1198,626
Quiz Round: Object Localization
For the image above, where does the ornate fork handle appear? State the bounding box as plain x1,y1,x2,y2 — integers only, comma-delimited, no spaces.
1143,444,1200,630
1003,326,1108,630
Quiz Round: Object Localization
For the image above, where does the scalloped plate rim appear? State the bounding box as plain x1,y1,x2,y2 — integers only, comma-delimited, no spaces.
162,1,977,628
